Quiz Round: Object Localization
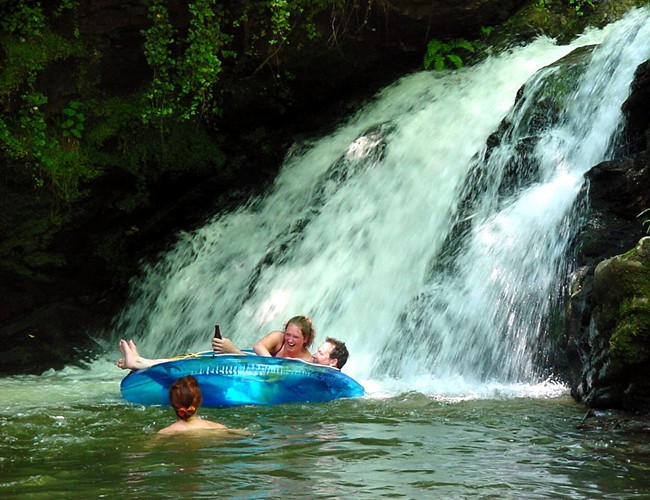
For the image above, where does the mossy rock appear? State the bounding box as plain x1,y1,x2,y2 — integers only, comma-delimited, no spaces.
593,237,650,364
490,0,647,46
609,296,650,363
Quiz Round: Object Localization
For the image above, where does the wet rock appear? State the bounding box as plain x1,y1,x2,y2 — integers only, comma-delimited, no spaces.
572,238,650,412
623,59,650,154
569,54,650,412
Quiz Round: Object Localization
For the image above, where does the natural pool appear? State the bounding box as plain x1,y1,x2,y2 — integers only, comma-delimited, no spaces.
2,365,649,499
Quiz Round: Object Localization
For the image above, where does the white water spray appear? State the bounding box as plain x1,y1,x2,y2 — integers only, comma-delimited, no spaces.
109,8,650,398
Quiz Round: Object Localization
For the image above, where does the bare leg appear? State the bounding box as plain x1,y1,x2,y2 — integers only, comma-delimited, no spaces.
116,339,170,370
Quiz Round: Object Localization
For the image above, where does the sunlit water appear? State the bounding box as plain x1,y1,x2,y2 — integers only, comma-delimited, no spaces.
3,386,650,499
3,7,650,499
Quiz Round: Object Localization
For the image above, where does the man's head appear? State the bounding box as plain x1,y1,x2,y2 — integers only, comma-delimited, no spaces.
311,337,349,369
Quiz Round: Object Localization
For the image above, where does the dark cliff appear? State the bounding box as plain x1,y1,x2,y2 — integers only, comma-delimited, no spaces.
569,59,650,412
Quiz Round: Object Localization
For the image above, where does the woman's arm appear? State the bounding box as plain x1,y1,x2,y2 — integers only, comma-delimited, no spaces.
253,330,284,357
212,337,246,355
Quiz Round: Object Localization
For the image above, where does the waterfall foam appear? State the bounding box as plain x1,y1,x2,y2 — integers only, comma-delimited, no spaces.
109,7,650,399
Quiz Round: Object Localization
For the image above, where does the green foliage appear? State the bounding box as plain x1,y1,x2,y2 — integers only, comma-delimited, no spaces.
133,121,225,178
639,208,650,234
83,97,144,152
140,0,344,125
0,1,94,204
570,0,594,16
0,0,348,210
269,0,292,45
610,296,650,364
60,100,85,139
142,0,177,124
5,92,99,204
179,0,231,120
0,1,83,95
1,0,230,206
1,99,99,205
142,0,235,125
17,91,48,156
0,1,46,35
265,0,328,45
236,0,334,60
0,30,82,96
423,39,475,71
55,0,79,16
480,26,494,38
536,0,594,17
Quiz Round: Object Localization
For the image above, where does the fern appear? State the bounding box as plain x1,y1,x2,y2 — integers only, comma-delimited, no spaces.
424,38,475,71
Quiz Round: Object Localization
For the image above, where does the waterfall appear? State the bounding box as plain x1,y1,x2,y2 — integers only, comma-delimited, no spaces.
111,8,650,397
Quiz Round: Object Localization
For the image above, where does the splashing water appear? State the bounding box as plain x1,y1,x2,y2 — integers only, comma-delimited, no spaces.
105,8,650,400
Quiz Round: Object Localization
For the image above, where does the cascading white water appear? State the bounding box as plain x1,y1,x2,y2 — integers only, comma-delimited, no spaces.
111,7,650,397
382,9,650,389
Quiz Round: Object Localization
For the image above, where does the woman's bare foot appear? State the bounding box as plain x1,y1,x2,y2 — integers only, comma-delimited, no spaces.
116,339,148,370
116,339,168,370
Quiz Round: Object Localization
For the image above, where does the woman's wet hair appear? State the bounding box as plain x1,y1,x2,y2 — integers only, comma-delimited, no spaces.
169,375,202,420
285,315,316,348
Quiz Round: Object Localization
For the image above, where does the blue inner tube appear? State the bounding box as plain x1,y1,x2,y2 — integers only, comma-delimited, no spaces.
120,352,365,407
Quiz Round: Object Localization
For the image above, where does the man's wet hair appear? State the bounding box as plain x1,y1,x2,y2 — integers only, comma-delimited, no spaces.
326,337,349,369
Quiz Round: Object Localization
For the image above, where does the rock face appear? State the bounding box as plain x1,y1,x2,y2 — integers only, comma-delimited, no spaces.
572,238,650,411
622,60,650,154
570,59,650,412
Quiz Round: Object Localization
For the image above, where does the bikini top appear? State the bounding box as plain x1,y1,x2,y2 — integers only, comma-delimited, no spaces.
270,339,285,357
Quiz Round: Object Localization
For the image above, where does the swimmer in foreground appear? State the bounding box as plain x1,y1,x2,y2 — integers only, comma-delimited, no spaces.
158,375,248,435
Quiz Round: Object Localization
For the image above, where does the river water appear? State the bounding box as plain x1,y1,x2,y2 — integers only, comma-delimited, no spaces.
3,7,650,499
2,375,650,499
